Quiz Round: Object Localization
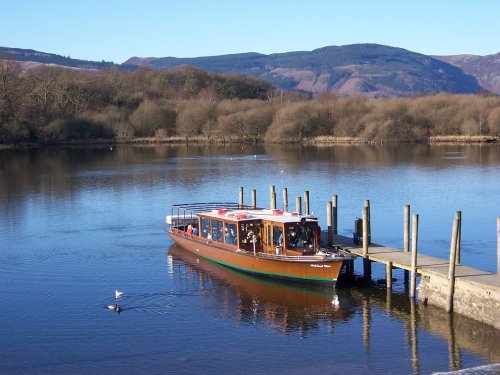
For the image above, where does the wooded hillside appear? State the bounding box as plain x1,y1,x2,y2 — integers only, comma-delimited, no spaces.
0,60,499,145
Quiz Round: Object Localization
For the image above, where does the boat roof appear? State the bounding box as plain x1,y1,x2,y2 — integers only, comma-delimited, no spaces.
169,202,318,224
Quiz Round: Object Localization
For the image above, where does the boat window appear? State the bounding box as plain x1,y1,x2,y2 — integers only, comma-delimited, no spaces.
273,226,283,247
266,224,271,246
240,222,260,244
224,222,238,245
285,225,299,249
211,219,224,242
200,217,211,239
288,221,317,248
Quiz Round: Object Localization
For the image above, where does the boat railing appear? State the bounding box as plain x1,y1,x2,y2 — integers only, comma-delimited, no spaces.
239,250,346,262
167,202,263,228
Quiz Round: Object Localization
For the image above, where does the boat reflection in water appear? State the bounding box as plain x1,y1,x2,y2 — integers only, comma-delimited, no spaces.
168,244,500,373
167,244,355,335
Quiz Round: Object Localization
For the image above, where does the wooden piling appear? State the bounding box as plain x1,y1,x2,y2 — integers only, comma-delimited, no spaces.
362,206,369,257
404,204,410,253
447,218,459,313
270,185,276,209
386,261,393,289
296,197,302,214
327,201,333,246
363,258,372,280
332,195,338,235
364,199,371,244
251,189,256,208
410,213,419,299
283,188,288,211
404,204,411,284
455,211,461,265
497,217,500,275
304,191,310,215
239,187,244,207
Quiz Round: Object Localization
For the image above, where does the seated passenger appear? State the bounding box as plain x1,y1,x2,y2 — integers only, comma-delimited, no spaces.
225,228,237,245
287,230,298,247
202,228,212,239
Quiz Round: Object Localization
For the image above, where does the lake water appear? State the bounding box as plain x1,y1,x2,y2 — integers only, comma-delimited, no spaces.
1,143,499,374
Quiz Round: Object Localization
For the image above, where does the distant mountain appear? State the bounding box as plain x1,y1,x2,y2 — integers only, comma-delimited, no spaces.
125,44,482,97
1,44,488,97
0,46,124,70
434,52,500,95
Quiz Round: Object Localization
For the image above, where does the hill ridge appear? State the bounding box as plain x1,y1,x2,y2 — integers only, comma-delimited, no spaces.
2,44,496,96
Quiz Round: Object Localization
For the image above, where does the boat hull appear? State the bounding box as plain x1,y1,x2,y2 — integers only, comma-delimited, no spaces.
168,231,344,286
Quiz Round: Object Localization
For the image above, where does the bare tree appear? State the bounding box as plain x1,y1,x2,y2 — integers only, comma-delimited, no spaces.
0,58,21,122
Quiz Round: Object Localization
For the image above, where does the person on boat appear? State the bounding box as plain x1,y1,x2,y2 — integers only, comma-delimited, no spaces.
186,224,193,235
287,230,298,247
202,228,212,239
225,228,237,245
192,226,198,236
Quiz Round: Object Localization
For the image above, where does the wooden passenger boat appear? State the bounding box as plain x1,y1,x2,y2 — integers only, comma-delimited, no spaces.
166,202,353,286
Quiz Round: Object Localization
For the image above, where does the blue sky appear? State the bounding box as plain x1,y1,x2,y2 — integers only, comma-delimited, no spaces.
2,0,499,63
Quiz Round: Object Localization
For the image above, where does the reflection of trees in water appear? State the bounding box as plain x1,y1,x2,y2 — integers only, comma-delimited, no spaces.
2,143,499,205
264,143,500,171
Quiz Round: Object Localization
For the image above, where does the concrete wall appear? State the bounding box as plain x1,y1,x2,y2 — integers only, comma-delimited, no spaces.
418,270,500,330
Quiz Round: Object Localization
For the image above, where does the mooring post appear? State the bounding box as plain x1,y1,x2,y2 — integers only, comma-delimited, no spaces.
251,189,257,208
403,204,411,284
455,211,462,265
363,258,372,280
404,205,410,252
497,217,500,275
386,261,393,289
304,190,310,215
270,185,276,209
364,199,371,243
239,187,244,207
296,197,302,214
283,187,288,211
362,206,369,256
327,201,333,246
332,195,338,235
410,213,419,299
447,218,459,313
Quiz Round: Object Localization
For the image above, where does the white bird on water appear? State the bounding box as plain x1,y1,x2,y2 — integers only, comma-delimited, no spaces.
115,290,124,299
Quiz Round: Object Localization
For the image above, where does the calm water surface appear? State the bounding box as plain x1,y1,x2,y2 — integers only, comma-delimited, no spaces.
1,144,499,374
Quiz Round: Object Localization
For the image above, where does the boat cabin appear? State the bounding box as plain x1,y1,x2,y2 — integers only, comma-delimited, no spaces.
167,204,320,256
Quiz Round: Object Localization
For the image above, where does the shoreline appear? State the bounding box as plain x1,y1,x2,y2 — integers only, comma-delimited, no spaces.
1,135,499,149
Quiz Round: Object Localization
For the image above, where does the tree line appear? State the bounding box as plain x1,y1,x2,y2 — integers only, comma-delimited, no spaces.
0,59,499,144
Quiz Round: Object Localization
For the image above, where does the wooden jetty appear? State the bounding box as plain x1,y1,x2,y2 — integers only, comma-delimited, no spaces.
333,234,500,291
238,187,500,330
330,200,500,331
333,233,500,327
